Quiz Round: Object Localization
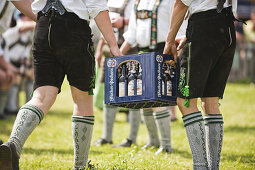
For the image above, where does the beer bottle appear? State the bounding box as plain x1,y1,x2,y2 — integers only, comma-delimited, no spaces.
128,62,136,96
137,63,142,95
162,63,167,95
166,64,172,96
119,63,127,97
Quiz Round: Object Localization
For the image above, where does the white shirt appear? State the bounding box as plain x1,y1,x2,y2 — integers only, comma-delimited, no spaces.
123,0,186,48
0,1,15,34
2,21,32,62
181,0,237,16
108,0,135,42
31,0,109,20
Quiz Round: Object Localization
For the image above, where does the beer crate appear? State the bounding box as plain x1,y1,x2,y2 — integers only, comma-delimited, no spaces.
104,52,179,109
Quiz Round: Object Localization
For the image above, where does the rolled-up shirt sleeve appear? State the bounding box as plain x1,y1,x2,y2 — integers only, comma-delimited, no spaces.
176,18,188,38
85,0,109,19
123,10,137,45
181,0,192,6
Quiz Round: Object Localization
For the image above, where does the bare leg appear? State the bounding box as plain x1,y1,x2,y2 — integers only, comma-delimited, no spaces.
178,97,208,170
70,86,94,169
0,86,58,169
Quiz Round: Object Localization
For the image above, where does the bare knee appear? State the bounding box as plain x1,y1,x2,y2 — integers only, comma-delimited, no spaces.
177,97,199,116
200,97,220,114
71,86,93,116
28,86,58,114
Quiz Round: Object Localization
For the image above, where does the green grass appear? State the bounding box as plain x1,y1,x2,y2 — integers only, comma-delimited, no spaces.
1,81,255,169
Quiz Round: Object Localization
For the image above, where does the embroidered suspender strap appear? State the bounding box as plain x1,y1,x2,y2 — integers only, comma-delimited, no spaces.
0,2,9,20
150,0,161,50
134,0,140,18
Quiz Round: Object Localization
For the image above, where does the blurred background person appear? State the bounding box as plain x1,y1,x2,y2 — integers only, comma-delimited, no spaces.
0,1,16,120
2,11,35,115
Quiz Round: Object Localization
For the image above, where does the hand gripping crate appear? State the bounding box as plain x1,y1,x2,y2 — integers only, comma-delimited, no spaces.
104,52,179,109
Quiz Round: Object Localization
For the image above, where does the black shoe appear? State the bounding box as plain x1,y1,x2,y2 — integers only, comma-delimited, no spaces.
0,140,3,145
87,160,95,170
0,142,19,170
112,139,133,148
73,160,96,170
141,143,160,150
94,138,112,146
155,146,173,155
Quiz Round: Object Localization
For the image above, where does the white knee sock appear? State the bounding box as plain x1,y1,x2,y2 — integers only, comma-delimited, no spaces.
128,109,141,144
183,112,208,170
154,109,172,150
204,114,224,170
9,104,44,157
102,104,118,141
6,84,19,111
142,109,160,147
72,115,94,169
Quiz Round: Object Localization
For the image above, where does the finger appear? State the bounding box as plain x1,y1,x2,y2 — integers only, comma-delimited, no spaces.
177,40,185,51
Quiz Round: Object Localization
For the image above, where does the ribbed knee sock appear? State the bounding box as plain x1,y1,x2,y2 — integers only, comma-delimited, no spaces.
142,109,160,147
102,104,117,141
72,115,94,169
154,108,172,150
204,114,224,170
9,104,44,157
183,112,208,170
128,109,141,144
6,84,19,111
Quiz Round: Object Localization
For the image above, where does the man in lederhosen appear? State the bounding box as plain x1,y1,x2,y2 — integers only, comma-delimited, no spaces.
163,0,237,169
0,0,121,169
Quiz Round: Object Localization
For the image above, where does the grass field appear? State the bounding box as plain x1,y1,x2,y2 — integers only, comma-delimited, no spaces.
1,80,255,170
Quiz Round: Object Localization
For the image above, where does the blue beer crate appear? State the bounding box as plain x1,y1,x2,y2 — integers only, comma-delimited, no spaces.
104,52,179,109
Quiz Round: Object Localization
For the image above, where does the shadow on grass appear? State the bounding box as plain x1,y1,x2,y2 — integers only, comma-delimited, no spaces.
0,115,16,137
22,147,103,155
224,125,255,134
222,153,255,163
173,148,192,159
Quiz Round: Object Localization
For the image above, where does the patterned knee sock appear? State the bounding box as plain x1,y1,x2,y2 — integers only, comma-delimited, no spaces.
204,114,224,170
72,115,94,169
128,109,141,144
154,108,172,150
8,104,44,157
102,104,117,142
142,109,160,147
183,112,208,170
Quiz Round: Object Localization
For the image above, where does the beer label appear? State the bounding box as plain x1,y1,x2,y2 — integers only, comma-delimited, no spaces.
167,81,172,96
119,82,125,97
162,81,165,95
128,80,135,96
137,79,142,95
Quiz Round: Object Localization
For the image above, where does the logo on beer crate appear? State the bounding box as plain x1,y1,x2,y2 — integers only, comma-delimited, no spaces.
156,55,163,62
107,59,117,67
